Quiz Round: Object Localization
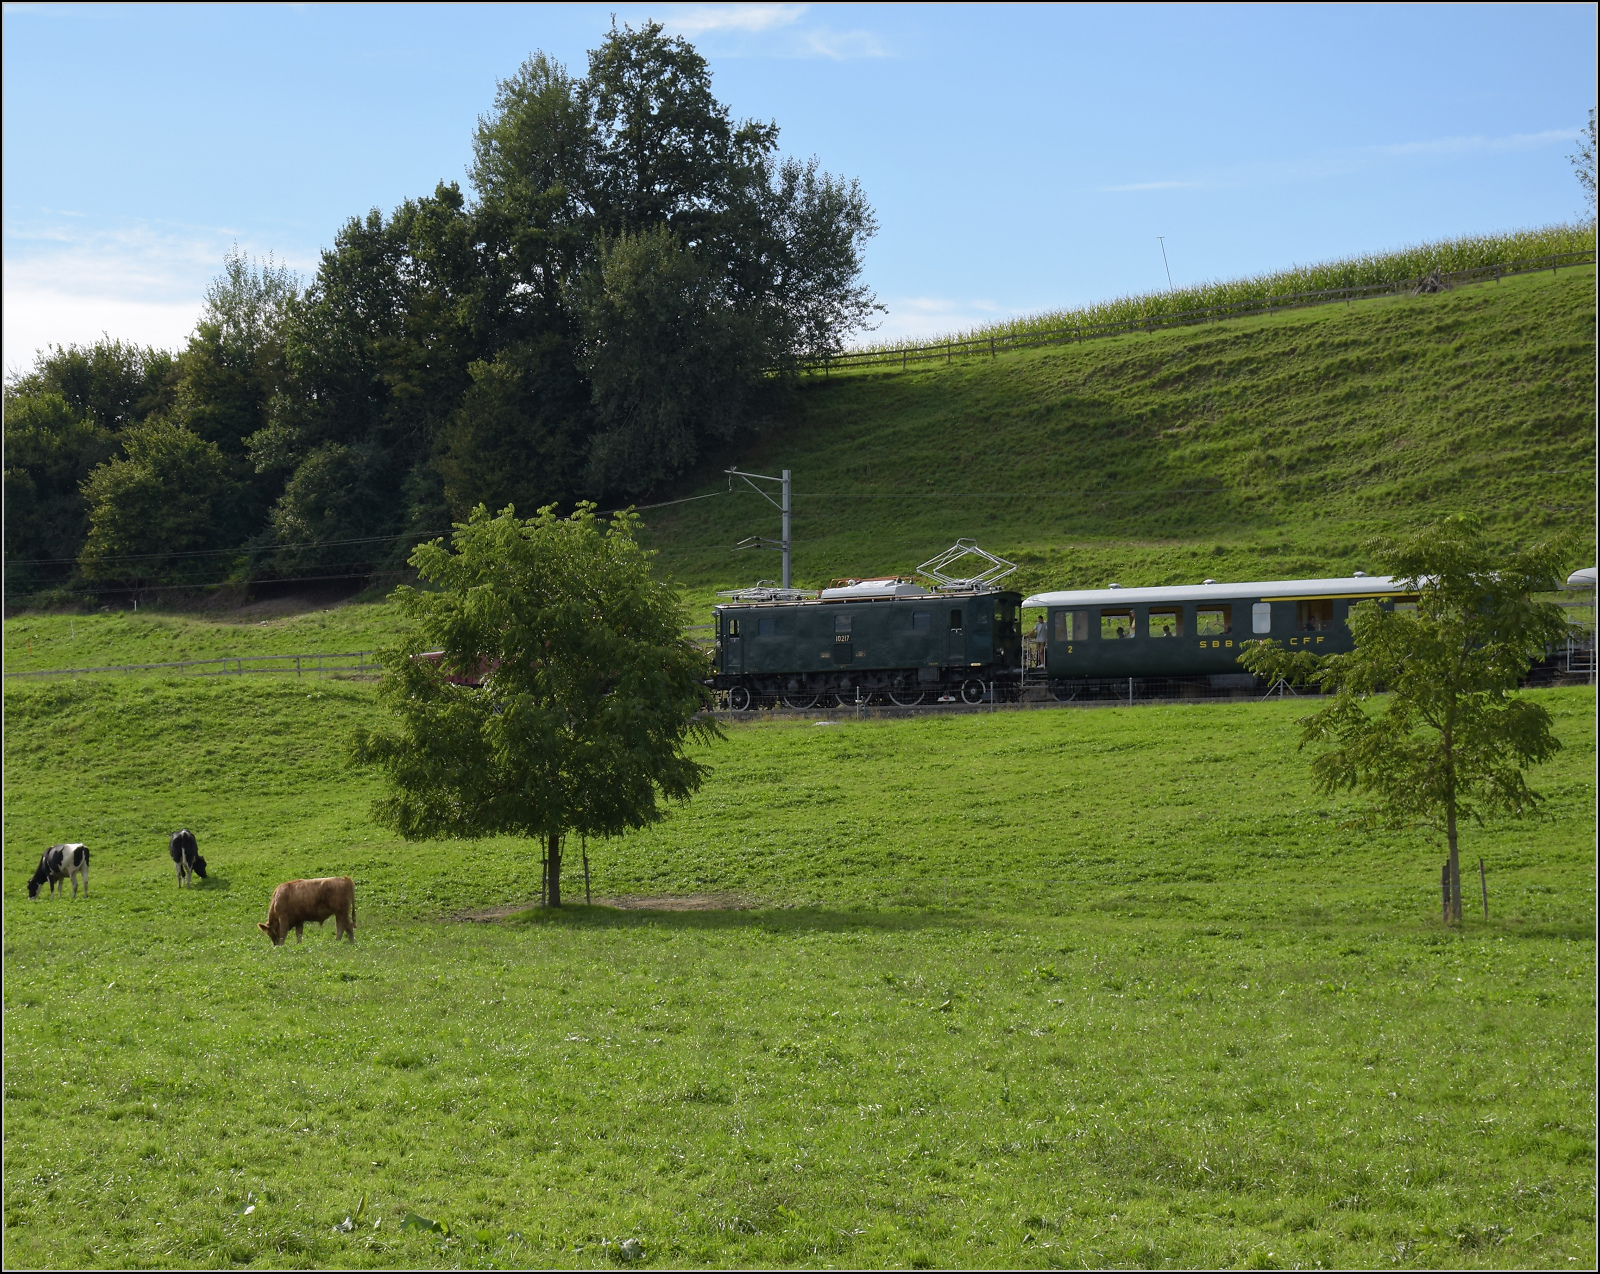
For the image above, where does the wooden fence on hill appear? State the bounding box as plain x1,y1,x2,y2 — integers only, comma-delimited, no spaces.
4,651,379,681
802,249,1598,375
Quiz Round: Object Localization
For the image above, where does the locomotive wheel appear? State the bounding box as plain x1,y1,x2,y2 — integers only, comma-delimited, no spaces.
728,685,753,712
960,679,987,705
783,690,822,710
832,688,864,708
887,684,925,707
1050,682,1079,703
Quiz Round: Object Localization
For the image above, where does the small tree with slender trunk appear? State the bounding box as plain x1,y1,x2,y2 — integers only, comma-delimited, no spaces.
1239,516,1570,923
352,503,718,905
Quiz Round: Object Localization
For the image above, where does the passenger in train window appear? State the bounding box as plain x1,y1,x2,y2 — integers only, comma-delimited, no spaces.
1297,600,1333,631
1148,608,1183,637
1101,608,1135,639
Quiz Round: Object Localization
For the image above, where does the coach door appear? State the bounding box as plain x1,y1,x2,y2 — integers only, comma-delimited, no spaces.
946,607,965,665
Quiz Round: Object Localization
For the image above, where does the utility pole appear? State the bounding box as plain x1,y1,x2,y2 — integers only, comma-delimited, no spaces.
726,467,792,588
1158,236,1173,291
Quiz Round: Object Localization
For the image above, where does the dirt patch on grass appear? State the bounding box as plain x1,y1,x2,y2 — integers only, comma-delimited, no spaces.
602,893,760,912
456,892,760,922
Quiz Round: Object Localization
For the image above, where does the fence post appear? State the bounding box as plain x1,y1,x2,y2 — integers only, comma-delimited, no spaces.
296,656,301,677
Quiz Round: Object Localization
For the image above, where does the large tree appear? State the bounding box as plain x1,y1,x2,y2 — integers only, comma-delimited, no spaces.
1240,516,1571,923
6,21,879,598
352,503,718,905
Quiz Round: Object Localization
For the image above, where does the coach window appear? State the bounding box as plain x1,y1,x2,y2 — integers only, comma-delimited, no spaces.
835,613,852,633
1297,600,1333,631
1054,610,1088,642
912,610,931,631
949,609,963,632
1196,605,1232,637
1148,608,1183,638
757,617,775,637
1251,602,1272,634
1100,608,1136,639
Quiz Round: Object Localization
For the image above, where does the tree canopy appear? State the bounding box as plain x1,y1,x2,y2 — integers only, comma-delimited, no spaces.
351,503,718,905
3,21,877,601
1239,516,1571,922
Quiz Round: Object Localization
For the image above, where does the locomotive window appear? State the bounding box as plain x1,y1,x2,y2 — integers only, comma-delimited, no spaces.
1148,608,1183,638
727,618,740,637
757,617,775,637
834,613,852,633
1297,600,1334,631
1054,610,1088,641
949,609,963,631
912,610,931,631
1100,608,1136,639
1251,602,1272,634
1196,605,1232,636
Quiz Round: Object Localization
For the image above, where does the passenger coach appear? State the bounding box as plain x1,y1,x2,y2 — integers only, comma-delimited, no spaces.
1022,573,1418,688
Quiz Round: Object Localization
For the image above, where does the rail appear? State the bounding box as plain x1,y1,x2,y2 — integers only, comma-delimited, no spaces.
801,250,1597,374
4,651,379,680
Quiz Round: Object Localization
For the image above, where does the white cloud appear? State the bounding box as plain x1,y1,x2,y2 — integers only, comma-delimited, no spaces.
665,3,807,36
797,25,888,59
1374,128,1579,158
659,2,890,58
872,295,1011,342
1098,125,1583,196
2,219,311,375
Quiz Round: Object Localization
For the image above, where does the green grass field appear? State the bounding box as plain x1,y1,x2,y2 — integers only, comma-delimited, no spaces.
5,265,1592,676
4,675,1593,1270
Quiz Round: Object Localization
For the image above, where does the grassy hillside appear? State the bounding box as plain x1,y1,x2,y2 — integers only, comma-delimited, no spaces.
647,265,1595,598
4,676,1594,1268
3,264,1592,673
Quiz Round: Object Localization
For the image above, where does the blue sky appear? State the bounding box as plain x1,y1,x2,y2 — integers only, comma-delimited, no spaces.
3,2,1594,373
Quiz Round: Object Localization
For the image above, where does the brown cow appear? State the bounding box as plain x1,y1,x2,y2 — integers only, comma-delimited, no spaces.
258,877,356,945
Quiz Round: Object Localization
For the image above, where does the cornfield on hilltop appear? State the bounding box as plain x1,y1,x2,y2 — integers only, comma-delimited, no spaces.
852,221,1595,357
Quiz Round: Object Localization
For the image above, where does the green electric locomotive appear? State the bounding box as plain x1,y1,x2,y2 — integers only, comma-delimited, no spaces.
1021,573,1418,690
712,580,1023,708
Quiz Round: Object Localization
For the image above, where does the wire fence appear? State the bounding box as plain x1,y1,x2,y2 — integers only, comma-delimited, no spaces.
803,249,1598,374
4,650,379,681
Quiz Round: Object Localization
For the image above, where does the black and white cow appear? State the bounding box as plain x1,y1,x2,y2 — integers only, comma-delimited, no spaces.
28,843,89,899
169,829,207,888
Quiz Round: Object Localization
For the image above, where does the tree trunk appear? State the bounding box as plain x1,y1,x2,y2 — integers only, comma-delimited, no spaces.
545,832,562,907
1446,804,1462,924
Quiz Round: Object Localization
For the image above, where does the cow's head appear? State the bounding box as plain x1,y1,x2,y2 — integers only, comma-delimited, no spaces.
257,919,284,945
27,876,42,899
193,855,208,879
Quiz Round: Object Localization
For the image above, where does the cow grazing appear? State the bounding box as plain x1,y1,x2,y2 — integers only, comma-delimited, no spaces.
169,829,207,888
258,877,356,945
28,843,89,899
